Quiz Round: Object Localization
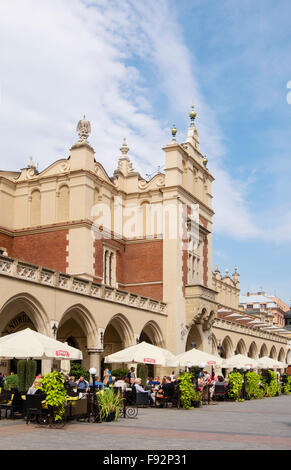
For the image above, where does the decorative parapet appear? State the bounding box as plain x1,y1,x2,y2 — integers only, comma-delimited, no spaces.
213,317,289,345
0,255,167,316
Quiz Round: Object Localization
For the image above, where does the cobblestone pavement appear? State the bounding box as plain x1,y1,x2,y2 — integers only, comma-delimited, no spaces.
0,395,291,450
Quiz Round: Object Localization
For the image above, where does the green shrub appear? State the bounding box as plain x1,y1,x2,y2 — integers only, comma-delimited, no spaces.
4,374,19,390
262,369,280,397
227,372,243,401
111,368,129,379
244,371,264,400
282,374,291,394
137,363,148,387
26,360,37,390
179,373,199,409
69,363,89,382
17,360,27,392
40,371,67,421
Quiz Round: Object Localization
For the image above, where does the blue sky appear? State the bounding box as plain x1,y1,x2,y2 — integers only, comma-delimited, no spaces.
0,0,290,302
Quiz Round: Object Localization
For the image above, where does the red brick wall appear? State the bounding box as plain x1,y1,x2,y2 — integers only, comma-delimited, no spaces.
12,230,68,272
94,238,163,300
0,232,13,255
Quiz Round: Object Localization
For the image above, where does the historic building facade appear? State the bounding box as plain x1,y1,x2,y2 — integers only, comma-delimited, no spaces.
0,111,290,376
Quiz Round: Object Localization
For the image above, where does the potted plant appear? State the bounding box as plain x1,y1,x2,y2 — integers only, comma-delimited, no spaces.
96,388,124,422
40,371,67,424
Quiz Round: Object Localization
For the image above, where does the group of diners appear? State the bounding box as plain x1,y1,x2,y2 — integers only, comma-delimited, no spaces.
63,367,178,406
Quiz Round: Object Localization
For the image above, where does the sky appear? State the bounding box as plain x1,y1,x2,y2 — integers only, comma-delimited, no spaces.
0,0,291,303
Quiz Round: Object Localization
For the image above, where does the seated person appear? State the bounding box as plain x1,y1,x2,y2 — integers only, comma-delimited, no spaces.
215,375,227,386
67,376,77,389
27,378,43,395
114,376,126,391
159,376,175,397
76,376,89,392
149,376,161,387
90,376,104,389
134,378,154,405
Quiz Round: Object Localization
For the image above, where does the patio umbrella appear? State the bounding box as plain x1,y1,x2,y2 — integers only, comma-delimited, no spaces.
0,328,83,360
222,354,257,369
105,341,176,367
256,356,287,369
173,348,223,367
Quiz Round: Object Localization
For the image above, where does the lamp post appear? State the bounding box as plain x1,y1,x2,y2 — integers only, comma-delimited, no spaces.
89,367,97,421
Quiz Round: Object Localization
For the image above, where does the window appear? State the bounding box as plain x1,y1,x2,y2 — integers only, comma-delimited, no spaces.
103,248,116,287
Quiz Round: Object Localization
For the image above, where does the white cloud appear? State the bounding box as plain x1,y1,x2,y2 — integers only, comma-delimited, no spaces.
0,0,282,243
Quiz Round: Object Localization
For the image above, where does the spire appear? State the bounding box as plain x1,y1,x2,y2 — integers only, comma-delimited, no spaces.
76,115,91,143
120,137,130,159
117,138,134,175
186,106,200,151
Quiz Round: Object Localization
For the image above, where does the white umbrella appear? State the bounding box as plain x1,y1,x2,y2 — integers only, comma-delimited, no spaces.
0,328,82,360
256,356,287,369
173,348,223,367
222,354,257,369
105,341,176,367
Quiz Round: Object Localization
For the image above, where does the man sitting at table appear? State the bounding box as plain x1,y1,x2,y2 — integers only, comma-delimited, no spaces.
76,376,89,392
90,376,104,389
149,376,161,387
158,376,175,397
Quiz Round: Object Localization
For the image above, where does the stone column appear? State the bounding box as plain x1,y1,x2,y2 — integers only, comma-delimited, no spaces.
88,351,102,379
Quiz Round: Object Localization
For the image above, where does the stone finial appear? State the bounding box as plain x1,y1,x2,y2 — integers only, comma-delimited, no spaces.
27,156,37,169
171,124,177,141
117,138,134,175
120,137,130,159
77,115,91,142
225,268,229,277
189,106,197,126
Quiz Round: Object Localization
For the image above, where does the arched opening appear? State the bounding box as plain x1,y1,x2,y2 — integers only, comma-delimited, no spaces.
102,314,134,375
139,321,164,348
278,348,285,362
259,343,268,358
235,339,247,355
57,305,98,371
270,346,277,359
221,336,234,359
248,342,258,359
0,294,48,375
185,324,203,351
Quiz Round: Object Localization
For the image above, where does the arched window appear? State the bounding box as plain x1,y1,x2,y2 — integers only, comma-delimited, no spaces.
30,189,41,226
57,185,69,222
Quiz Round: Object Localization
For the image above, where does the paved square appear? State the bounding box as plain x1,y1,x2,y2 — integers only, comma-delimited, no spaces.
0,395,291,450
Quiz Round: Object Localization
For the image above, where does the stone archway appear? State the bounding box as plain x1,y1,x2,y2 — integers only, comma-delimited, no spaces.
235,339,247,355
278,347,285,362
57,304,98,371
0,294,48,375
270,346,277,359
185,324,203,351
139,321,165,348
221,336,234,359
0,293,48,337
103,314,134,356
248,341,258,359
259,343,268,358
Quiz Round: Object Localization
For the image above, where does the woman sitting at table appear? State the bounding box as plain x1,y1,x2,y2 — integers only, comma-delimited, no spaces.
134,378,154,406
114,376,127,391
27,378,43,395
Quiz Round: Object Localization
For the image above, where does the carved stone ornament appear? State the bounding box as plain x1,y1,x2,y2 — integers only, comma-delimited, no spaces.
77,115,91,142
